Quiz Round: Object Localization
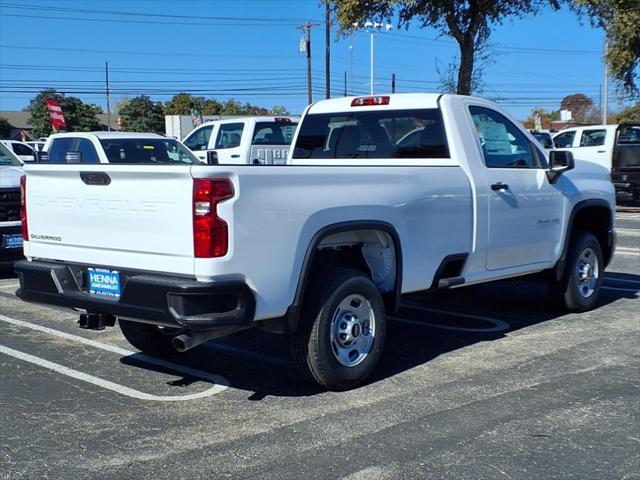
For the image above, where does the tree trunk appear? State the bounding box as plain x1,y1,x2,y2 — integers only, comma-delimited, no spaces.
457,39,474,96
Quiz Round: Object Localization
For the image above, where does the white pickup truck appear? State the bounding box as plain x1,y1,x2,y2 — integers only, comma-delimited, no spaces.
15,94,615,390
182,116,298,164
0,142,23,266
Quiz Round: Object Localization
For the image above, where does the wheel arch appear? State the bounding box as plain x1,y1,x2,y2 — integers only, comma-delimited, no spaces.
285,220,403,332
555,199,615,280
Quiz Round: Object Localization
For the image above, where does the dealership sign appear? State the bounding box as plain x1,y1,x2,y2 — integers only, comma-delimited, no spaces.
45,99,67,132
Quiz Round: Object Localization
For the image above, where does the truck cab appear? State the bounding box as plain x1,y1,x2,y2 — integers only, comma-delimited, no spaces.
183,116,299,164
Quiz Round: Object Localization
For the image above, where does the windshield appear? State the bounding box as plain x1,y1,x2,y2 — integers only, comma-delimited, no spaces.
0,142,22,166
532,132,554,149
251,121,298,145
99,138,203,164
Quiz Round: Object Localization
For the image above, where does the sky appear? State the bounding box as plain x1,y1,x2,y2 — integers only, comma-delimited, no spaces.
0,0,630,121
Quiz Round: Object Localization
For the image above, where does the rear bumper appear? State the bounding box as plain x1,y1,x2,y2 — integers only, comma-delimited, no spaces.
14,260,255,331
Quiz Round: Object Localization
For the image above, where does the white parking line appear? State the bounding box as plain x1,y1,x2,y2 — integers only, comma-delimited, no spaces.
615,247,640,257
394,303,510,333
0,314,229,401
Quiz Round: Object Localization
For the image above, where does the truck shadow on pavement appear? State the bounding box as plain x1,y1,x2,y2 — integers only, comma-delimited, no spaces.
116,271,639,399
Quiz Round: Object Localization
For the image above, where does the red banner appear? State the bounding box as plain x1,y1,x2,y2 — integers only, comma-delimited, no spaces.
45,99,67,132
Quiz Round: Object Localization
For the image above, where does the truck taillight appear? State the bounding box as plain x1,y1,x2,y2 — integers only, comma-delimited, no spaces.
20,175,28,241
193,178,234,258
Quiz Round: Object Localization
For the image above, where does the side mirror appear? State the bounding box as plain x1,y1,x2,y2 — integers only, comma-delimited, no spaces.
206,150,218,165
547,150,574,183
65,151,82,164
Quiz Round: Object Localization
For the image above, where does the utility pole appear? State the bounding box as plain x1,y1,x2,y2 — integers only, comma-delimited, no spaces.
298,22,320,105
602,38,608,125
105,61,111,131
325,1,330,99
392,73,396,93
344,71,347,97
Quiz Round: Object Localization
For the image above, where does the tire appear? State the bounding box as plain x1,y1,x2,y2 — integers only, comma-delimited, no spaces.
291,268,387,391
552,231,604,312
119,319,181,357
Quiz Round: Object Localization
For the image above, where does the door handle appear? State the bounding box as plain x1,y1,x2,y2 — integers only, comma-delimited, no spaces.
597,150,606,153
231,154,240,158
491,182,509,192
80,172,111,186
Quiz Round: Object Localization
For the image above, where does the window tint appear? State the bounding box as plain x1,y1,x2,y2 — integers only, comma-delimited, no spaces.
215,123,244,149
48,138,75,163
76,139,100,164
553,131,576,148
100,138,201,164
12,142,33,156
580,129,606,147
469,106,536,168
184,125,213,151
251,122,298,145
292,109,449,160
532,132,554,149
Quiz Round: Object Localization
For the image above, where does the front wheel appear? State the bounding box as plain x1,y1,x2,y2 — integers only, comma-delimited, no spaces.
291,268,387,391
552,231,604,312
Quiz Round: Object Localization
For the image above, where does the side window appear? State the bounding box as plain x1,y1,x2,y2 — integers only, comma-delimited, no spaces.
580,129,606,147
215,123,244,149
47,138,75,163
469,106,537,168
75,139,100,164
12,143,34,156
553,131,575,148
183,125,213,151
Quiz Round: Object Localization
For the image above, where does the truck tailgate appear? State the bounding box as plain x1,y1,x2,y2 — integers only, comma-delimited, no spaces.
24,164,196,275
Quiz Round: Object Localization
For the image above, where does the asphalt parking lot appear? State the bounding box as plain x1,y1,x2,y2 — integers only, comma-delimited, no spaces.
1,213,638,480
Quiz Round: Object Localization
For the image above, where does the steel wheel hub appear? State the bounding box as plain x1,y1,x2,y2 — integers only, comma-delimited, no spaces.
576,247,599,299
330,294,376,367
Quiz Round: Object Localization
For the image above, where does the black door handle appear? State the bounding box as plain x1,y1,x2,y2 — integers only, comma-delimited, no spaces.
231,154,240,158
491,182,509,191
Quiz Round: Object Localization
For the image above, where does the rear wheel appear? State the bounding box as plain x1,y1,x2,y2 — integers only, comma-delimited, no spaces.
291,268,386,391
552,231,604,312
119,319,181,357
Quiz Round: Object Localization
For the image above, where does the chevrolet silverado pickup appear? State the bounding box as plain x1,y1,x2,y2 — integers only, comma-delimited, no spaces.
15,94,616,390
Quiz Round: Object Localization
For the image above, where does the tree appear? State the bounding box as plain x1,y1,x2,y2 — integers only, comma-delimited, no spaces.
0,117,13,138
164,93,223,116
560,93,595,123
332,0,560,95
270,105,291,115
526,107,560,127
25,89,104,138
617,103,640,123
119,95,165,132
220,99,244,115
572,0,640,96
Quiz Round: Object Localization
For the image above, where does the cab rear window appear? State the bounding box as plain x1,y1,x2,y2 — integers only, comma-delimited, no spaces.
292,109,449,159
252,122,298,146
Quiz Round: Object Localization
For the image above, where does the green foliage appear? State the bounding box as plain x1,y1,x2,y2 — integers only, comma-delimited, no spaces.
560,93,594,123
164,93,223,116
25,89,104,138
270,105,291,115
119,95,165,132
572,0,640,96
0,117,13,138
331,0,560,95
617,103,640,123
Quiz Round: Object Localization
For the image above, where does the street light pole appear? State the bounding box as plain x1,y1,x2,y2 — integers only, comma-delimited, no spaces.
356,21,393,95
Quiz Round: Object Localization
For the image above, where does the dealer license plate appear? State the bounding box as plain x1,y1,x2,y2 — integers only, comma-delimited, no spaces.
87,268,121,297
2,234,23,249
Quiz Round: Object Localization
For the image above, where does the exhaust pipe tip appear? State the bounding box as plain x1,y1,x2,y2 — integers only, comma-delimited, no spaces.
172,334,193,353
